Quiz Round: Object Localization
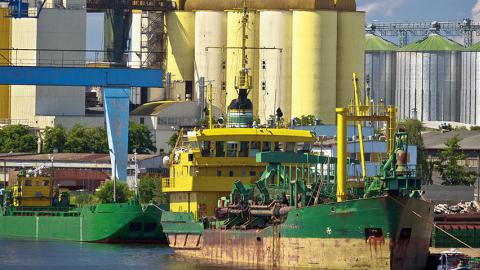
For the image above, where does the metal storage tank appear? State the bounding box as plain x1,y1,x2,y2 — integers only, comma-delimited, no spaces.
461,42,480,125
226,10,259,117
0,7,11,120
364,33,398,106
291,10,337,124
194,11,226,114
166,11,195,99
258,11,291,124
396,33,463,122
184,0,336,11
336,11,365,109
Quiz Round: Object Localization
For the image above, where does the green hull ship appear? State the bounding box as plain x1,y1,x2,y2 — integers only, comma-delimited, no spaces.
0,201,168,243
162,132,435,269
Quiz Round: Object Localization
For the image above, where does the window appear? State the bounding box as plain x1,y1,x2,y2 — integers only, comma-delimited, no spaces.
239,142,249,157
229,171,234,177
262,142,271,152
43,180,49,186
140,117,145,124
364,153,371,162
215,141,225,157
25,180,32,186
144,222,156,232
286,142,295,152
227,142,238,157
249,171,256,176
241,171,246,177
250,142,260,157
201,141,212,157
274,142,282,151
217,170,222,177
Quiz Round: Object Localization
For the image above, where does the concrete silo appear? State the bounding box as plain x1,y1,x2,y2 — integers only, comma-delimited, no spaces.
291,10,338,124
364,33,398,106
461,42,480,125
194,11,227,114
396,34,463,122
258,11,292,123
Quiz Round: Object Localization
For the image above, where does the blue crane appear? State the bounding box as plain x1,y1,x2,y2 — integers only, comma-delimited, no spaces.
0,66,163,182
0,0,47,18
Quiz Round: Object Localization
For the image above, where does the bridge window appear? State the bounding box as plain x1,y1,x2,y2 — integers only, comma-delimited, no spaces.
262,142,272,152
250,142,260,157
239,142,249,157
286,142,296,152
215,141,225,157
227,142,238,157
201,141,212,157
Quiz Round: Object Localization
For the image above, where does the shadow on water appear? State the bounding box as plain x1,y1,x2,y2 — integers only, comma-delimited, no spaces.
0,237,258,270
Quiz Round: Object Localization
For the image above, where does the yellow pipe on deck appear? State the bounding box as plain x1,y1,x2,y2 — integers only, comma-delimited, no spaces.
387,107,397,156
336,108,347,202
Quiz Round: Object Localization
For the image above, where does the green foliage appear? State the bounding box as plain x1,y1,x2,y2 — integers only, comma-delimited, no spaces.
435,136,477,186
471,126,480,131
64,124,109,153
137,175,168,204
43,125,67,153
399,119,432,184
128,121,157,154
195,118,209,127
95,180,133,203
292,115,319,126
167,132,178,150
0,124,37,153
73,192,95,205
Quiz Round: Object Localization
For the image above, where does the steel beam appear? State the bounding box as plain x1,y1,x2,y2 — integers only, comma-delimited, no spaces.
0,66,163,87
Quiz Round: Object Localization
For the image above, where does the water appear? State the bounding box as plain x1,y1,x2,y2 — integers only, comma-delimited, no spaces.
0,238,243,270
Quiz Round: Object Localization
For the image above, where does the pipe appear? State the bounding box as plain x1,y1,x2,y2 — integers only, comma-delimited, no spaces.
184,0,355,11
336,108,347,202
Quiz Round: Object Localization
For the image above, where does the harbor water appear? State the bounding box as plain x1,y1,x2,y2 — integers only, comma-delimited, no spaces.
0,237,239,270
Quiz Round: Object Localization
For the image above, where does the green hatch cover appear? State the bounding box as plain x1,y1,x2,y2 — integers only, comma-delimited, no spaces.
400,33,464,52
365,34,399,51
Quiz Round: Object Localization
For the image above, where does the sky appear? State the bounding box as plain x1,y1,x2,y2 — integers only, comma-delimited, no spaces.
86,0,480,51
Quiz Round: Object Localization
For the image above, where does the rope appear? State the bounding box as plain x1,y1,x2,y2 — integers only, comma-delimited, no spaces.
388,195,474,249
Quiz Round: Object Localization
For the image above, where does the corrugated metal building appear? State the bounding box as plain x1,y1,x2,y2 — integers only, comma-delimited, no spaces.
364,33,398,106
396,33,463,122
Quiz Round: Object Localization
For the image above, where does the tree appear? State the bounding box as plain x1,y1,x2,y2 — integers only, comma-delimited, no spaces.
0,124,37,153
435,136,477,186
95,180,133,203
167,132,178,150
128,121,156,154
43,125,67,153
400,119,432,184
292,115,319,126
137,175,168,204
65,124,108,153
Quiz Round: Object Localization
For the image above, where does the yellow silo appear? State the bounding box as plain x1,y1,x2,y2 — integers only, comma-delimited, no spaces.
226,10,259,116
0,8,11,120
291,10,338,124
166,11,195,100
336,11,365,108
334,0,356,11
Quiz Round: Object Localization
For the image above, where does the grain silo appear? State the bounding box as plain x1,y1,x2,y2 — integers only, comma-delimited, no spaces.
258,11,291,123
461,42,480,125
291,10,337,124
364,33,398,106
0,7,10,120
166,11,195,101
396,33,463,122
226,10,259,117
194,11,227,114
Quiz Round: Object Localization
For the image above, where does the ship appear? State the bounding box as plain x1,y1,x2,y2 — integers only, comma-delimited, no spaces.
160,1,434,269
0,168,177,243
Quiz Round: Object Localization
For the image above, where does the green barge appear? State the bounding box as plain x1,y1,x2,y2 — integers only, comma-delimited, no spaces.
0,171,168,243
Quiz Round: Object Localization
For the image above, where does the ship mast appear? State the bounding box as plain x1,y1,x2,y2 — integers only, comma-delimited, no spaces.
227,0,254,128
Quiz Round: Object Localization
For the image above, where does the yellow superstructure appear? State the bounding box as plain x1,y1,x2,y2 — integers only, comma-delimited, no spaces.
163,128,316,219
12,176,53,207
0,8,11,120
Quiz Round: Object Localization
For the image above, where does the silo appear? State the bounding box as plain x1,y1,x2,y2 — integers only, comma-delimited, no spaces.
291,10,337,124
194,11,226,114
396,33,463,122
226,10,259,117
364,33,398,106
0,7,10,120
336,11,365,109
461,43,480,125
258,11,291,124
166,11,195,100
